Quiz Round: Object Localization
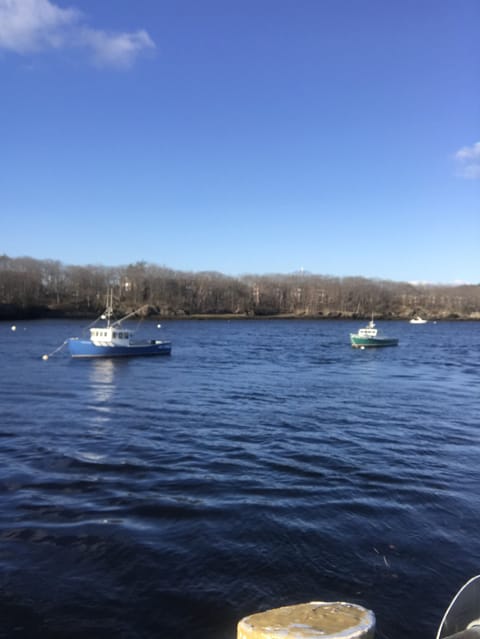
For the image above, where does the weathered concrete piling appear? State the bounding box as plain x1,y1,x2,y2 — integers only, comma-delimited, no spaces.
237,601,375,639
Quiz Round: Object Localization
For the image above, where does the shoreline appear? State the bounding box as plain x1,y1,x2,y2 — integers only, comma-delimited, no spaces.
1,308,479,322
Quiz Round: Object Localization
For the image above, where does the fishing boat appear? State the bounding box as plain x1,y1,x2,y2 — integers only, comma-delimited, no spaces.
67,292,171,359
350,319,399,348
409,315,427,324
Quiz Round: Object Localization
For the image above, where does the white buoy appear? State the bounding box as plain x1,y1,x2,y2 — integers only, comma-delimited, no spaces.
11,325,16,331
157,324,162,328
42,355,49,361
360,346,365,350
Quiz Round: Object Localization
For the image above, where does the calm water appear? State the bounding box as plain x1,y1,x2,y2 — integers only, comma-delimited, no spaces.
1,319,479,639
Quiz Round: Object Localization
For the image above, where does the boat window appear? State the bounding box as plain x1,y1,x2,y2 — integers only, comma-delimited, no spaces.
113,332,117,338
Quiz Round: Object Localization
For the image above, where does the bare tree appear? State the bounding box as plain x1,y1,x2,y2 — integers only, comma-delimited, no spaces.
0,253,479,319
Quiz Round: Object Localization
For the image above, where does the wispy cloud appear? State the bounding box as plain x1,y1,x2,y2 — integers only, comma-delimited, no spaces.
0,0,155,68
454,141,480,179
80,27,155,69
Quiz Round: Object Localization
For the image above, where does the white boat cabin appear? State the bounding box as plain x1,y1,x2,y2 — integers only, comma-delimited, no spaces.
357,320,378,338
89,326,131,346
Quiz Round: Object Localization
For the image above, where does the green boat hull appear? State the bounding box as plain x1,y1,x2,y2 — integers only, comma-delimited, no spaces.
350,335,399,348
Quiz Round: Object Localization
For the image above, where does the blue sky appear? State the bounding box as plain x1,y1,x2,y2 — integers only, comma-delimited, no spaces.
1,0,478,283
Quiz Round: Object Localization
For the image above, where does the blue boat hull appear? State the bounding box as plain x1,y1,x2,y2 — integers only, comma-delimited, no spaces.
67,338,171,358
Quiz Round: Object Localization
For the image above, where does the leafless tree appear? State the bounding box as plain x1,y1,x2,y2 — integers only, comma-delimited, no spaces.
0,254,478,319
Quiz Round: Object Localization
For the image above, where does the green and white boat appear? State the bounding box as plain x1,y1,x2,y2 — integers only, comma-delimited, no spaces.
350,319,399,348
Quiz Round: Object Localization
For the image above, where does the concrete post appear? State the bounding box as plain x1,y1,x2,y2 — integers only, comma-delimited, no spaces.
237,601,375,639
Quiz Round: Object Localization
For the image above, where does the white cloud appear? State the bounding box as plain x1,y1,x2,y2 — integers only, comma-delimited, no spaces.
0,0,79,52
0,0,155,68
454,141,480,179
80,28,155,69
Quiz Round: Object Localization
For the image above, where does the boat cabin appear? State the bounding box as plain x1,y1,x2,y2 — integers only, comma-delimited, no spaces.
89,326,131,346
357,321,378,338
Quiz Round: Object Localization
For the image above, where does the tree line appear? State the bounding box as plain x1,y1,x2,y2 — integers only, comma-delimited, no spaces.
0,254,479,320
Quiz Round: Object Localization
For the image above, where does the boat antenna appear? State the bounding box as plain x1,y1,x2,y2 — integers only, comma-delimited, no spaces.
101,289,114,327
77,289,115,337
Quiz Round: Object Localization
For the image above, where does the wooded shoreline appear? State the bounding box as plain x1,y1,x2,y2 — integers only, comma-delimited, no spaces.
1,254,479,321
1,306,480,322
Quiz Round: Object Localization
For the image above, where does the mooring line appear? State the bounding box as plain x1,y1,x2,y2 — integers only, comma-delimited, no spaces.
42,340,68,361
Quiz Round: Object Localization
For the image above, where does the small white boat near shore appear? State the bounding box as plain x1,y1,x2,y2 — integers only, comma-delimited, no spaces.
409,316,427,324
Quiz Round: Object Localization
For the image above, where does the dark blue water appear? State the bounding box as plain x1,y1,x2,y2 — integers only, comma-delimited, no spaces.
1,319,479,639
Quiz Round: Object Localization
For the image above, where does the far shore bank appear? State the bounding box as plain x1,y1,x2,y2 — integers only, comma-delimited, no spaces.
1,306,479,323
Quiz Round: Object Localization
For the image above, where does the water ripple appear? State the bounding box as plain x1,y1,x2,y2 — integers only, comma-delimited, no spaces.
0,319,479,639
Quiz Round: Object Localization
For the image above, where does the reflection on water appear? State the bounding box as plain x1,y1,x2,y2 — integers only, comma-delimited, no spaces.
90,358,116,400
88,359,120,423
90,357,116,385
1,320,480,639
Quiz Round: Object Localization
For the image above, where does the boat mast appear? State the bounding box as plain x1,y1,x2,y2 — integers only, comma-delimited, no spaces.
101,289,150,328
104,289,114,327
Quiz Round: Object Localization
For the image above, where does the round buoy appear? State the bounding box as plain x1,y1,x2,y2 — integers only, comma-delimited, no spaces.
238,602,375,639
11,325,16,331
42,355,49,361
157,324,162,328
360,346,365,350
